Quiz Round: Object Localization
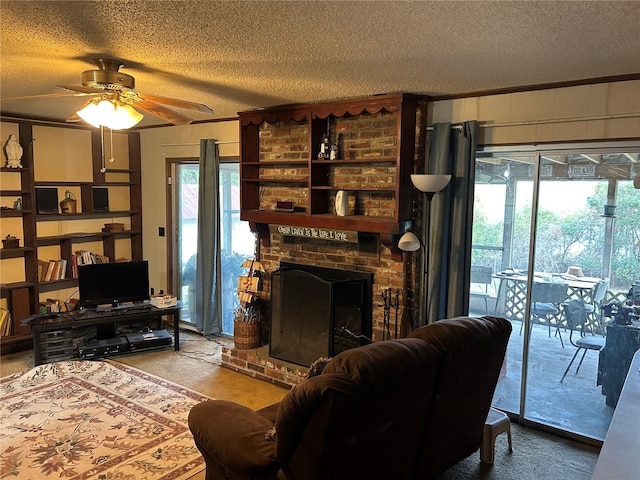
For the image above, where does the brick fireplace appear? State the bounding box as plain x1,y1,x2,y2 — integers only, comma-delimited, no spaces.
221,229,419,385
222,96,427,384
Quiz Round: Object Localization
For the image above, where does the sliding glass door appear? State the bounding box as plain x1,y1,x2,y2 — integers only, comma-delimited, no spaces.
171,159,254,335
175,162,198,324
218,162,255,335
470,142,639,442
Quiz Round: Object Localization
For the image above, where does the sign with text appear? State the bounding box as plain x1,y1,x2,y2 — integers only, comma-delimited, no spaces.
568,164,596,178
271,224,358,243
539,165,554,177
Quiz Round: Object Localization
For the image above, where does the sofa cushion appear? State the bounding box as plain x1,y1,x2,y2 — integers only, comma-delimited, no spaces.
274,337,442,480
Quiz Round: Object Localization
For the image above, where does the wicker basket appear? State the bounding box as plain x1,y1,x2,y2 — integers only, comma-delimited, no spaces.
234,320,260,349
2,236,19,249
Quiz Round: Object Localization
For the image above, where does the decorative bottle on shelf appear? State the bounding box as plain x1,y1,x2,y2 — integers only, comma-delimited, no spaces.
330,144,338,160
318,131,331,159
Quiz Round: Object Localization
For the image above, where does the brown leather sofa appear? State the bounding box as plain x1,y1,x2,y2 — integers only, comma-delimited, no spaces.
188,315,511,480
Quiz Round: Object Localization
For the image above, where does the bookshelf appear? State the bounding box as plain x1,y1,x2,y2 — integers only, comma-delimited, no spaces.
0,119,142,354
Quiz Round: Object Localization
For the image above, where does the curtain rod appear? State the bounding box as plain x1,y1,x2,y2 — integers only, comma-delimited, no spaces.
429,112,640,131
161,140,239,147
427,125,463,131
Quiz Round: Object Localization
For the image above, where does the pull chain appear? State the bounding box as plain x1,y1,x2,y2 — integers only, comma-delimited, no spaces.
99,126,106,173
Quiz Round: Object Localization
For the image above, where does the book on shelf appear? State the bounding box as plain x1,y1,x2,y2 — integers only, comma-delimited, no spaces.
51,259,60,281
71,250,109,277
58,258,67,279
104,222,124,230
44,260,55,282
38,259,68,282
0,308,11,337
102,222,125,233
37,259,48,282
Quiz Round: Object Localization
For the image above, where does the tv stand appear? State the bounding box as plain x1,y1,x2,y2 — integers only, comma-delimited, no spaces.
23,305,181,365
95,303,152,313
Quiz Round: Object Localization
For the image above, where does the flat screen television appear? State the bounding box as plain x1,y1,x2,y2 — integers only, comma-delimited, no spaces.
78,261,150,309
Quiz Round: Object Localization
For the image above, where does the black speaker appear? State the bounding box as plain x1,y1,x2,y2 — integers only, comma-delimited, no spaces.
36,188,59,214
92,188,109,212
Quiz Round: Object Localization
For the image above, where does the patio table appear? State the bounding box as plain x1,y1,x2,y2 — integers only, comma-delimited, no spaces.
493,271,600,327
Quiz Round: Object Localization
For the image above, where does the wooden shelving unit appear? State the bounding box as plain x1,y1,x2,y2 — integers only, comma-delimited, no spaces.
0,120,142,355
238,93,421,251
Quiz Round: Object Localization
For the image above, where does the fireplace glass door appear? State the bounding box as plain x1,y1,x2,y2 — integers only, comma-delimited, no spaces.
270,267,370,366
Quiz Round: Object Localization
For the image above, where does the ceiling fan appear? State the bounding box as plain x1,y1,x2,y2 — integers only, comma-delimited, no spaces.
2,58,213,127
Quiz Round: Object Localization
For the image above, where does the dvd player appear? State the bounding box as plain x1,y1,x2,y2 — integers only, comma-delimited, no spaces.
126,329,172,351
77,329,172,358
78,336,130,358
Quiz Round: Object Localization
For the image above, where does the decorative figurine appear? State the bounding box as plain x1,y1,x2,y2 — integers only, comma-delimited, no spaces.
13,197,22,210
4,134,23,168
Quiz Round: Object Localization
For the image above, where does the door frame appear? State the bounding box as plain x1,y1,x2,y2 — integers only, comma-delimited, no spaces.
476,139,639,445
165,155,240,325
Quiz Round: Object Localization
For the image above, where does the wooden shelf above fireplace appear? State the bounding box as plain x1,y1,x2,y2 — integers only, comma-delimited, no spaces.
238,93,423,257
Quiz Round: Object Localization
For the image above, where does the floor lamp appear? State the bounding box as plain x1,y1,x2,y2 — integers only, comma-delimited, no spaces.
398,174,451,328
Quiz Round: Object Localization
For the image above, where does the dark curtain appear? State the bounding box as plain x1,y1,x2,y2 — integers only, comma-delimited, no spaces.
427,122,477,323
195,139,222,335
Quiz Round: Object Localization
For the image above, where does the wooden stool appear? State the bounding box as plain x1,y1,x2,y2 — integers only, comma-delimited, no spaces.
480,407,513,464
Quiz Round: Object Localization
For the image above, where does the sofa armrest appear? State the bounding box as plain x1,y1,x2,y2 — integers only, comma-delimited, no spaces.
188,400,279,478
256,401,281,423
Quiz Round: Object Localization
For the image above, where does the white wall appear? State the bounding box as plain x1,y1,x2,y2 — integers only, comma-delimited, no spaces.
430,79,640,145
139,80,640,294
139,121,239,293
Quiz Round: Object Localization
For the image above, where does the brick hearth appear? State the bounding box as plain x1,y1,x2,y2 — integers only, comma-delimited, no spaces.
221,345,307,389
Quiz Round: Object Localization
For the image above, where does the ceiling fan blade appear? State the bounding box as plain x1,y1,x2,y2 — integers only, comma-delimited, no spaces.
135,91,213,114
57,84,107,94
1,91,91,103
65,112,82,123
134,100,193,125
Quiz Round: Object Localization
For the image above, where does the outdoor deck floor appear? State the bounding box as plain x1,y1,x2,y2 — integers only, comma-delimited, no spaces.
486,315,614,440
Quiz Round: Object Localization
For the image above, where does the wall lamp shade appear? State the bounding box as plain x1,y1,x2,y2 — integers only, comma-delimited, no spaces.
410,174,452,193
398,231,421,251
77,98,144,130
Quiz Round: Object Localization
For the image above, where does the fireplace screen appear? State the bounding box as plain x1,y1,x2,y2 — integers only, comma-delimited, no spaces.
270,264,372,367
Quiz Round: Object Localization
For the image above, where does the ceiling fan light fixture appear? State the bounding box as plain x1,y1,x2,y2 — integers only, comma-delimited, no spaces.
111,103,144,130
76,101,102,128
76,98,143,130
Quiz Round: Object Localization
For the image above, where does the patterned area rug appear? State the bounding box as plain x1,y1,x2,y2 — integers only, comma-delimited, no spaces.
0,359,210,479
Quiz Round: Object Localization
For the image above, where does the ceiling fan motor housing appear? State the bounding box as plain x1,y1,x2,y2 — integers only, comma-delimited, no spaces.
82,69,135,90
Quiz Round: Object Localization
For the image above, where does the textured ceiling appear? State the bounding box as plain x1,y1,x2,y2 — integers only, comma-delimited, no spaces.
1,1,639,127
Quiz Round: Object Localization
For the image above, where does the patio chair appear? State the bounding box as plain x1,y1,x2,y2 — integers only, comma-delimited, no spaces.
521,282,569,347
585,277,609,335
560,298,606,383
470,265,494,314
